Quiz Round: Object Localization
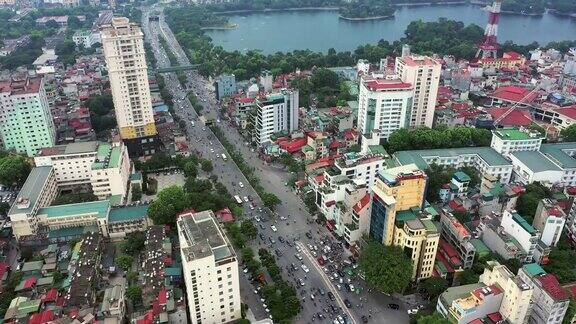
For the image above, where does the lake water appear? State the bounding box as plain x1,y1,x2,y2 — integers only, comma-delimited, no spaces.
206,5,576,54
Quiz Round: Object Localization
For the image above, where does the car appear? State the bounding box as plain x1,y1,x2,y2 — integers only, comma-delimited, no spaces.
327,292,335,301
271,225,277,232
259,224,265,230
250,204,255,210
407,309,419,315
278,236,285,243
295,253,303,261
319,288,326,295
337,315,345,324
349,284,355,292
291,263,298,271
238,182,244,188
210,148,215,153
317,257,325,266
243,268,249,274
243,196,249,203
268,237,275,244
344,299,352,308
275,249,283,257
301,264,309,273
361,315,369,323
295,245,301,253
254,216,261,222
306,232,313,239
310,294,315,300
298,278,305,286
388,303,399,310
259,233,265,240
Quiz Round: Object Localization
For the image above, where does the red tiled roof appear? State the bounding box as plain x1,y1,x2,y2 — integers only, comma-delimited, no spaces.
215,208,234,223
537,274,570,301
41,288,58,303
352,194,371,214
488,108,533,126
448,200,466,212
343,129,357,140
469,319,483,324
567,187,576,195
504,51,522,59
23,277,37,289
329,140,340,149
158,288,167,305
40,310,54,323
364,79,412,91
555,107,576,120
435,251,455,273
452,102,470,111
278,137,307,154
439,239,459,258
237,97,255,104
314,174,325,184
490,86,538,103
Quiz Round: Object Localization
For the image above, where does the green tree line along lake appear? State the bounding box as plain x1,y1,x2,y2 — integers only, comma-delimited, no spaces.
206,5,576,54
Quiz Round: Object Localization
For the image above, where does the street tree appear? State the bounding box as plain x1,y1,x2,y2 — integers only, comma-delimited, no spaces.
126,286,142,306
358,240,413,294
201,159,214,172
417,313,451,324
184,161,198,178
261,192,281,210
0,155,31,186
240,220,258,240
147,186,189,225
116,254,133,271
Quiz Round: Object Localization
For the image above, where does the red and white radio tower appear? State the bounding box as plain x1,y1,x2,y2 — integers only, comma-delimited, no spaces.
476,0,501,59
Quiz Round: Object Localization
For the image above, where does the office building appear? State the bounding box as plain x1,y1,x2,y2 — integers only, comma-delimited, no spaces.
0,76,56,157
438,211,476,270
251,90,299,146
215,74,237,100
72,30,99,49
101,17,158,156
8,166,58,239
35,141,131,201
519,263,570,324
533,199,566,247
394,54,441,128
356,74,413,140
369,164,427,245
491,127,544,158
177,210,241,324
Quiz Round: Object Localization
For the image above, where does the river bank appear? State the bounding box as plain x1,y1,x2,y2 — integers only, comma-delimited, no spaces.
201,23,239,30
214,7,339,15
338,14,394,21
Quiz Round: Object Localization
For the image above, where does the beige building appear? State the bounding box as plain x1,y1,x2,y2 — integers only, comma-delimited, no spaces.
177,211,241,324
480,261,533,323
8,166,58,239
101,17,156,142
395,54,441,128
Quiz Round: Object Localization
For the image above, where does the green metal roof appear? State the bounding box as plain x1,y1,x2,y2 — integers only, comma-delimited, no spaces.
439,283,484,307
540,143,576,169
17,300,40,316
165,267,182,276
21,261,43,272
368,145,388,156
511,212,537,234
492,128,542,141
510,151,562,173
470,238,490,255
92,144,122,170
396,210,417,222
421,219,438,233
39,200,110,219
8,166,54,216
394,147,511,170
453,171,471,183
523,263,546,277
108,205,148,223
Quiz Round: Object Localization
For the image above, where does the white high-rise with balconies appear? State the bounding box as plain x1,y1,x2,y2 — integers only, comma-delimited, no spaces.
395,53,441,128
356,74,413,141
101,17,157,155
177,210,241,324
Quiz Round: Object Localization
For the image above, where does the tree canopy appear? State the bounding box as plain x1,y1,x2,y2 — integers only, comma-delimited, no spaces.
386,126,492,153
0,155,31,187
51,193,97,206
561,124,576,142
419,277,449,299
358,239,413,294
147,186,189,225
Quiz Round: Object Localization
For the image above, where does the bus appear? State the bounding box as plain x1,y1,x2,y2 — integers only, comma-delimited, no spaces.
221,154,227,161
234,195,243,204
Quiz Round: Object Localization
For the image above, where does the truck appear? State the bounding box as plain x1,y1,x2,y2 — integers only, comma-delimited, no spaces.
221,153,227,161
234,195,243,204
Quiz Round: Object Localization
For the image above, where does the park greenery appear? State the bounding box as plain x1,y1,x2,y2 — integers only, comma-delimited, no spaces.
339,0,395,19
543,235,576,284
291,68,354,108
385,126,492,153
85,94,117,139
0,153,32,187
501,0,545,15
358,239,413,294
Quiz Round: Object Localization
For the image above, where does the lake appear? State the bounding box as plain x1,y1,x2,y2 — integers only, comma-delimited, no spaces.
205,5,576,54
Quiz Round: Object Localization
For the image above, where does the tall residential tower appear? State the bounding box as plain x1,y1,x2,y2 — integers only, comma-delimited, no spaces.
0,76,55,157
101,17,158,156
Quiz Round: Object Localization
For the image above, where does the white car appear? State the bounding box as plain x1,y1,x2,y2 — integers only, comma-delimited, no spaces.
243,196,249,203
271,225,278,232
254,216,261,222
301,264,309,273
407,309,418,315
238,182,244,188
295,253,303,261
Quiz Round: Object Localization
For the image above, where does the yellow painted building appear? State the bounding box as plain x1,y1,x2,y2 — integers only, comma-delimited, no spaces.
369,164,438,281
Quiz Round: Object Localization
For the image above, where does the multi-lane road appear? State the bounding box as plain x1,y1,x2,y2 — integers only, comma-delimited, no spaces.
141,6,409,323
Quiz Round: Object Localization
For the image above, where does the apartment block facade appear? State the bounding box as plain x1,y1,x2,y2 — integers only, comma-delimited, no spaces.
0,76,55,157
177,211,241,324
251,90,299,146
101,17,158,156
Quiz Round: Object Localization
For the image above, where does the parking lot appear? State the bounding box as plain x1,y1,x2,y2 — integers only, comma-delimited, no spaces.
145,171,186,200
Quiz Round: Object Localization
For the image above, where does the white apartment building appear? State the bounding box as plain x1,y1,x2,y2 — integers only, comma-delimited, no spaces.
357,75,413,140
501,210,540,260
491,127,544,158
101,17,156,142
8,166,58,239
533,199,566,247
42,0,80,6
35,141,130,201
0,76,56,157
72,30,100,48
395,54,441,128
177,211,241,324
479,261,533,323
251,90,299,146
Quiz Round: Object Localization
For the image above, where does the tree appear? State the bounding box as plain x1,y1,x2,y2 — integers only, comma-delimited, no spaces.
126,286,143,306
417,313,451,324
358,240,413,294
516,182,551,223
131,185,142,202
126,271,138,284
116,254,133,271
121,232,145,255
201,159,213,172
561,124,576,142
240,220,258,240
0,202,9,216
457,268,479,285
0,155,31,186
261,192,281,210
419,277,449,299
184,161,198,178
147,186,189,225
51,192,98,206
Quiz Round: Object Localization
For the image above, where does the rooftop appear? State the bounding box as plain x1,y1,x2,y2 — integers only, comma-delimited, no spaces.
0,76,43,95
36,141,98,157
537,274,569,301
92,143,122,170
8,166,54,216
492,128,543,141
439,283,484,308
540,142,576,169
178,210,234,263
38,200,110,219
362,78,412,91
109,205,148,222
510,150,562,173
523,263,546,277
394,147,512,170
453,171,471,183
510,211,537,234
